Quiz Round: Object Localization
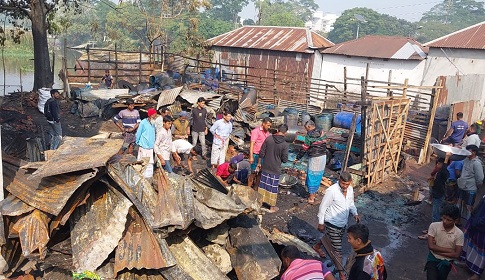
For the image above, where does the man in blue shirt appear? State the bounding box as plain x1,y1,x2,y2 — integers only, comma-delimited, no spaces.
442,112,468,147
136,108,157,178
446,160,464,204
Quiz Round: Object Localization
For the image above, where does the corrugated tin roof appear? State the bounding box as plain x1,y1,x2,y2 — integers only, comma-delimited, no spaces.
425,21,485,49
322,35,428,60
209,26,334,53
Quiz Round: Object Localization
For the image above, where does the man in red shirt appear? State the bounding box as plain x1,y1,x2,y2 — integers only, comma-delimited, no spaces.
248,117,272,188
215,162,239,186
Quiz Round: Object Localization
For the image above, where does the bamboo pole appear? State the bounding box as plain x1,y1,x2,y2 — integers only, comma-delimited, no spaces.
115,43,118,89
139,47,142,84
87,45,91,82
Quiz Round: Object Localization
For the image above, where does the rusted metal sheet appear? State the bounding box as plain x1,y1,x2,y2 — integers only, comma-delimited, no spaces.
118,269,168,280
0,195,34,216
179,90,220,104
228,184,262,214
210,26,333,53
30,136,123,179
451,100,481,126
12,209,50,259
425,22,485,50
262,228,319,258
155,170,184,229
49,185,91,234
192,182,246,229
166,173,195,230
108,156,192,230
228,215,282,280
156,86,183,108
114,208,176,276
167,235,229,280
70,185,132,272
3,158,98,216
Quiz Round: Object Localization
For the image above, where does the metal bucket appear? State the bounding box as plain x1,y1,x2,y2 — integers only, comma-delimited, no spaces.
315,113,333,132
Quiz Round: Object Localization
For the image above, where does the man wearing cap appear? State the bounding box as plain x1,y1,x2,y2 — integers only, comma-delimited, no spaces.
457,144,484,223
248,117,272,188
173,111,190,140
44,89,63,149
136,108,157,178
191,97,208,159
113,98,140,154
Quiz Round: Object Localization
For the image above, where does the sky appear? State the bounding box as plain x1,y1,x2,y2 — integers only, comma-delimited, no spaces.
241,0,485,23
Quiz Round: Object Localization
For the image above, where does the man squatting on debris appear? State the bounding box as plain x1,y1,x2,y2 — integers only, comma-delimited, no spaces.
113,98,140,155
44,89,62,150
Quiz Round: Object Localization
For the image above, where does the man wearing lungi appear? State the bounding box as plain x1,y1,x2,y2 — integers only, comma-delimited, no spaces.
113,98,140,154
210,110,233,168
313,171,360,280
257,124,289,213
135,108,157,178
249,117,272,189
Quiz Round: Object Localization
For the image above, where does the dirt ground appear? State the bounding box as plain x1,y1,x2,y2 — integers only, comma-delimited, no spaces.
1,93,484,280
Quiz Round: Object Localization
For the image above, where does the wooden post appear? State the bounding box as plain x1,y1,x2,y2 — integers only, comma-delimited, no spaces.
343,67,347,96
419,79,442,164
360,76,367,174
63,38,69,96
115,43,119,89
387,70,392,96
87,45,91,83
139,47,142,84
244,56,248,87
342,112,358,172
51,50,55,83
403,78,409,98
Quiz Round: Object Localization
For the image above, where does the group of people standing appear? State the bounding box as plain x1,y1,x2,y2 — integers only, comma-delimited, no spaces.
420,112,485,280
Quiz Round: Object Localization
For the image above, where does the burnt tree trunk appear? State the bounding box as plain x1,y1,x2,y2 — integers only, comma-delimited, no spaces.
30,0,53,90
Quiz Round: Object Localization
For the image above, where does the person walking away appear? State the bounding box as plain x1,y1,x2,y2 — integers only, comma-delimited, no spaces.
346,224,387,280
135,108,157,178
445,159,464,204
173,111,190,140
113,98,140,154
423,204,463,280
462,123,481,149
313,171,360,279
442,112,468,147
280,245,336,280
44,89,63,150
460,195,485,280
210,110,233,168
191,97,208,160
457,145,484,224
257,124,289,213
249,117,272,189
101,69,114,89
171,139,201,174
154,116,173,173
294,120,328,204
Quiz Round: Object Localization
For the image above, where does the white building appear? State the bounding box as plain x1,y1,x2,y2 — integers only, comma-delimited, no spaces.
305,11,338,33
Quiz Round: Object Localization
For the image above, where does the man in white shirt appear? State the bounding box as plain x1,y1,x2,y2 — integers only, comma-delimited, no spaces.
313,171,360,280
462,123,481,149
154,115,173,173
171,139,201,174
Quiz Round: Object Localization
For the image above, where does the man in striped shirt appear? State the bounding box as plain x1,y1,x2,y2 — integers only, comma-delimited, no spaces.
113,98,140,154
281,245,335,280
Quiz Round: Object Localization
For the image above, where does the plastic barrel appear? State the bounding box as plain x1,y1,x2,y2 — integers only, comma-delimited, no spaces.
333,112,362,135
301,111,311,126
315,113,333,132
282,108,299,127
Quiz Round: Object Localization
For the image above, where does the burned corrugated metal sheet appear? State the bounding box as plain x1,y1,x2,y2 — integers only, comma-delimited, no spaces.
114,208,176,276
192,182,246,229
108,156,192,230
166,235,229,280
179,89,220,105
156,86,183,109
161,264,196,280
70,185,132,272
3,158,98,216
155,170,184,229
262,228,319,258
228,184,261,214
12,209,50,258
0,195,34,216
49,185,91,234
322,35,427,60
30,136,123,179
166,173,196,231
209,26,333,53
228,215,282,280
425,21,485,50
118,269,168,280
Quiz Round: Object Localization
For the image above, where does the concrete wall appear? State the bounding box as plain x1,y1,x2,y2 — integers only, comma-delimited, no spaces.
320,54,426,94
421,48,485,86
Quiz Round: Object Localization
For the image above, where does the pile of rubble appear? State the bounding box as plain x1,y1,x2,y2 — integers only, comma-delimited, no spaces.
0,134,318,279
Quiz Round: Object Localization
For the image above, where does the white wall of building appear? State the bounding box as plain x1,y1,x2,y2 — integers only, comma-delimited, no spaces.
305,12,337,33
319,54,426,94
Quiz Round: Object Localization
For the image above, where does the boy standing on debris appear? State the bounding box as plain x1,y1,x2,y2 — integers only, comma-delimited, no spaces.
44,89,62,150
280,245,336,280
423,204,463,280
257,124,289,213
113,98,140,154
101,69,114,89
136,108,157,178
154,116,173,173
191,97,208,159
210,110,233,168
346,224,387,280
249,117,272,188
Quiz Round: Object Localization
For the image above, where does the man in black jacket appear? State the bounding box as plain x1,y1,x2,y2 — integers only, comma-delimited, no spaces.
257,124,289,213
44,89,62,149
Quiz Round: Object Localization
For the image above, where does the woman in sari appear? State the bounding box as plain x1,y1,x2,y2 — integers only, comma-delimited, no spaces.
294,120,327,204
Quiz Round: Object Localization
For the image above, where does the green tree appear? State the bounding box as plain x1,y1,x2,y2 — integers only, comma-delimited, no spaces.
207,0,249,24
243,18,255,25
0,0,87,90
198,14,234,39
328,8,417,44
418,0,485,42
257,0,317,27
